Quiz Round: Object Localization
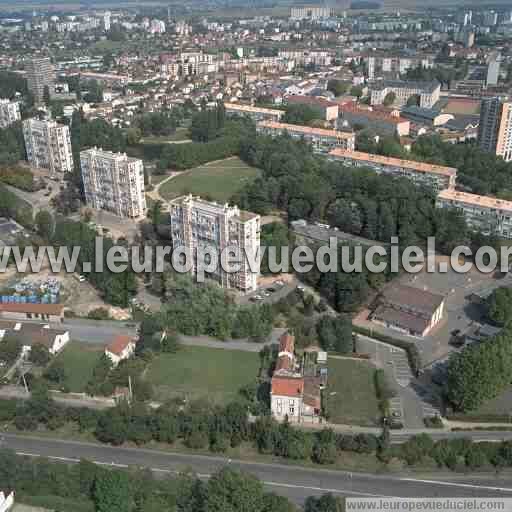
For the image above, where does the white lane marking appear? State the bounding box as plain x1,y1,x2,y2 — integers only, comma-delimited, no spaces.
400,478,512,493
15,452,390,497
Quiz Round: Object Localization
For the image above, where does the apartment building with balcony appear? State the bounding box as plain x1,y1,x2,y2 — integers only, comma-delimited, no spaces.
436,189,512,239
256,120,355,153
369,80,441,109
169,195,260,293
329,149,457,192
25,57,55,105
80,148,146,219
22,118,73,174
0,99,20,128
224,102,284,123
478,97,512,162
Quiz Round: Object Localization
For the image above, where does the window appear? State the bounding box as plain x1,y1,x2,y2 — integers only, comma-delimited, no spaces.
289,399,295,415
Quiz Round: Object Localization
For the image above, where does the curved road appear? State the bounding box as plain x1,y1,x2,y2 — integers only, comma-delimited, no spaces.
3,433,512,504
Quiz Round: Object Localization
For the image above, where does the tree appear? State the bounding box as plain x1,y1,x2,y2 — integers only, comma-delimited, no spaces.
327,80,349,97
383,92,396,107
350,85,364,98
304,493,344,511
0,336,21,364
34,210,54,241
93,469,133,512
29,344,51,366
206,468,266,512
44,359,66,385
283,104,322,125
487,287,512,326
316,316,352,353
406,94,420,107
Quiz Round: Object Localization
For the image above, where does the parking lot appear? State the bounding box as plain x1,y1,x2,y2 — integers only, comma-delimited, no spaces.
236,274,298,306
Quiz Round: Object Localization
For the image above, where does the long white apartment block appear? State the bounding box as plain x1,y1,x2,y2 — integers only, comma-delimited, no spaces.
23,118,73,174
329,149,457,192
0,99,21,128
224,102,284,123
80,147,146,219
256,121,355,153
436,189,512,239
169,195,260,293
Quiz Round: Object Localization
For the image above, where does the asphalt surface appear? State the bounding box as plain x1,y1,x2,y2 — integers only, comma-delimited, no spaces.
3,433,512,504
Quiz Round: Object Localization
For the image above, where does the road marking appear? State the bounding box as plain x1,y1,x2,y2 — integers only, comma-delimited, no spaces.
399,478,512,493
15,451,391,497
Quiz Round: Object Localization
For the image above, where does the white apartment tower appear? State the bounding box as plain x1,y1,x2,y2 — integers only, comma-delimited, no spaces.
80,148,146,218
169,195,260,293
478,97,512,162
0,99,21,128
25,57,55,105
23,118,73,174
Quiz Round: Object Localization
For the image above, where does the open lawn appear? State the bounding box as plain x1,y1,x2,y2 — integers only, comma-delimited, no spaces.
54,342,103,393
159,157,261,203
145,345,259,404
141,128,191,144
323,358,380,427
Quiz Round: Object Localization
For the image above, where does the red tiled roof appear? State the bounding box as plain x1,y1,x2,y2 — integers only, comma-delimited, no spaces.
340,103,409,125
106,335,133,356
279,332,295,353
271,376,304,397
0,303,65,315
286,95,338,108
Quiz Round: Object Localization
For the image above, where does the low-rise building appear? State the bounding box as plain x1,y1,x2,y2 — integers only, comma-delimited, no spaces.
257,121,355,153
0,490,14,512
0,303,65,323
329,149,457,192
224,102,284,123
400,106,454,127
339,103,410,137
270,332,321,422
105,334,136,366
285,95,339,121
0,99,20,128
371,284,445,337
436,189,512,239
369,80,441,109
0,320,69,355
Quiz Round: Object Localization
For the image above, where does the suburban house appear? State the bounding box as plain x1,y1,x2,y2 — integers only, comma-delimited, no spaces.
370,283,445,337
0,303,65,323
0,321,70,355
270,332,322,423
0,491,14,512
105,334,136,366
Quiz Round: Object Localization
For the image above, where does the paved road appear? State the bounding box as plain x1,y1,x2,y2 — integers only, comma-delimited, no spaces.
3,433,512,504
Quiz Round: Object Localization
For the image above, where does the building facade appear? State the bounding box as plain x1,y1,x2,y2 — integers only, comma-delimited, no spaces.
436,189,512,239
256,120,355,153
329,149,457,192
80,148,146,218
0,99,20,128
169,195,260,293
290,6,332,19
25,57,55,104
478,97,512,162
370,80,441,109
224,102,284,123
23,118,73,174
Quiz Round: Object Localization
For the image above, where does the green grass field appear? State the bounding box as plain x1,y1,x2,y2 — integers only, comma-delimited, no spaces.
55,342,103,393
141,128,191,144
159,157,261,203
145,345,259,404
323,358,381,427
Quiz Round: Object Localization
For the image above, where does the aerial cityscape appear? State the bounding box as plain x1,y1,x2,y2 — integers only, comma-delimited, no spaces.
1,0,512,510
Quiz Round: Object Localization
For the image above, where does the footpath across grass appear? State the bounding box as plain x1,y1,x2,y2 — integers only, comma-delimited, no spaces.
145,345,259,404
159,157,261,203
323,358,381,427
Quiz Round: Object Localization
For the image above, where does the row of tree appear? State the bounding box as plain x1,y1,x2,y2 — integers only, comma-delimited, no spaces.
0,449,339,512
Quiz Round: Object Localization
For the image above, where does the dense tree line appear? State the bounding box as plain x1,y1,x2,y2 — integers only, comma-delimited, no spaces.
147,274,275,341
445,327,512,412
190,101,225,142
0,183,34,226
283,104,323,126
0,164,37,191
0,449,307,512
0,121,26,166
3,392,512,475
0,70,33,106
487,287,512,326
